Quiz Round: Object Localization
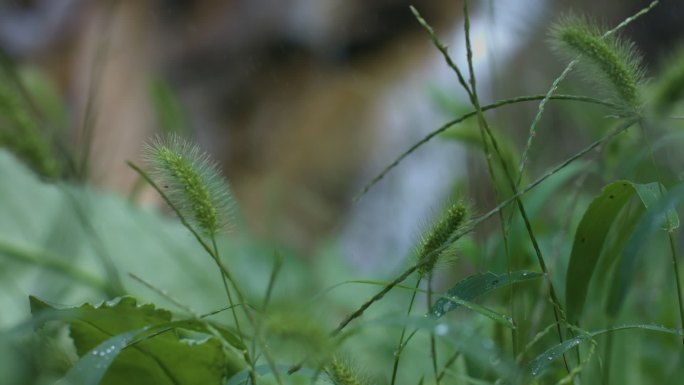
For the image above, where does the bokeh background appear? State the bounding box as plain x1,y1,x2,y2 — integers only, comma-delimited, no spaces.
2,1,684,384
2,0,682,265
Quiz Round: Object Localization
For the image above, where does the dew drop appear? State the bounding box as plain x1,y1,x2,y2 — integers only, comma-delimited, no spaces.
434,323,449,336
91,350,99,356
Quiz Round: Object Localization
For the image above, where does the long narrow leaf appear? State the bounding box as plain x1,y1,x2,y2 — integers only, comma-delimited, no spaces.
58,328,147,385
528,323,683,378
565,180,679,323
606,182,684,316
431,271,541,318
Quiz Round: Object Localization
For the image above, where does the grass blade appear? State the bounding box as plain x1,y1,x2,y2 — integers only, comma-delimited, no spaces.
431,271,541,319
565,180,680,323
527,323,683,378
606,182,684,316
58,328,145,385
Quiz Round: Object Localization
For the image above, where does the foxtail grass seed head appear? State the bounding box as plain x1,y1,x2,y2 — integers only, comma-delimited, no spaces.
144,135,236,236
416,201,469,277
327,357,368,385
551,16,645,112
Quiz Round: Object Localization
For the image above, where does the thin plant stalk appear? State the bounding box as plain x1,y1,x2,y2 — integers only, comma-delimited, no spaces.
128,161,282,385
427,273,440,385
0,238,108,292
390,278,421,385
251,251,284,382
78,0,119,180
210,236,244,346
333,118,636,337
668,232,684,346
467,0,568,369
288,117,637,376
602,323,614,385
638,119,684,346
354,94,615,200
516,0,659,187
436,351,461,383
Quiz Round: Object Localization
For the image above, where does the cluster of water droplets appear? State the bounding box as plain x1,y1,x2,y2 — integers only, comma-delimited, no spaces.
91,344,119,358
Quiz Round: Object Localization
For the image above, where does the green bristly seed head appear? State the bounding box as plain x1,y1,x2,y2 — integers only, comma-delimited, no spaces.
551,17,644,112
416,201,468,277
327,357,365,385
144,135,235,236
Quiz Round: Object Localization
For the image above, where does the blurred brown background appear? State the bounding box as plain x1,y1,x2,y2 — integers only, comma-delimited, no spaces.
1,0,682,262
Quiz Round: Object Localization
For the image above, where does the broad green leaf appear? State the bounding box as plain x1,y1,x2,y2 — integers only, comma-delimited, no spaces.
0,149,270,327
30,296,239,385
431,271,541,318
527,323,683,378
565,180,679,323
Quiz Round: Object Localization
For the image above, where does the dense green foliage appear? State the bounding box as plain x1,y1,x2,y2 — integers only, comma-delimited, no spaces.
1,1,684,384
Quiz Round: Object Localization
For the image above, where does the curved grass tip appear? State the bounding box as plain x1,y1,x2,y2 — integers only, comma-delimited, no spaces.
550,15,645,112
143,134,236,236
416,201,469,277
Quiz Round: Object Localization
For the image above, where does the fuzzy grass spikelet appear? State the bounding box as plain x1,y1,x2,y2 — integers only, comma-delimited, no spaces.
551,17,644,112
327,357,369,385
416,201,468,277
144,135,235,236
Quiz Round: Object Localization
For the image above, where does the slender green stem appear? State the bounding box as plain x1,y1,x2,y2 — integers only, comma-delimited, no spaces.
390,278,422,385
354,94,614,200
128,161,282,385
289,118,636,376
250,250,284,383
602,323,614,385
129,272,196,315
331,262,424,337
427,273,440,385
465,0,569,370
0,238,108,292
436,351,461,383
211,237,244,345
345,118,636,333
517,62,576,186
668,232,684,347
410,5,473,100
78,0,119,180
638,118,684,347
516,0,659,187
61,186,124,296
263,251,283,309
